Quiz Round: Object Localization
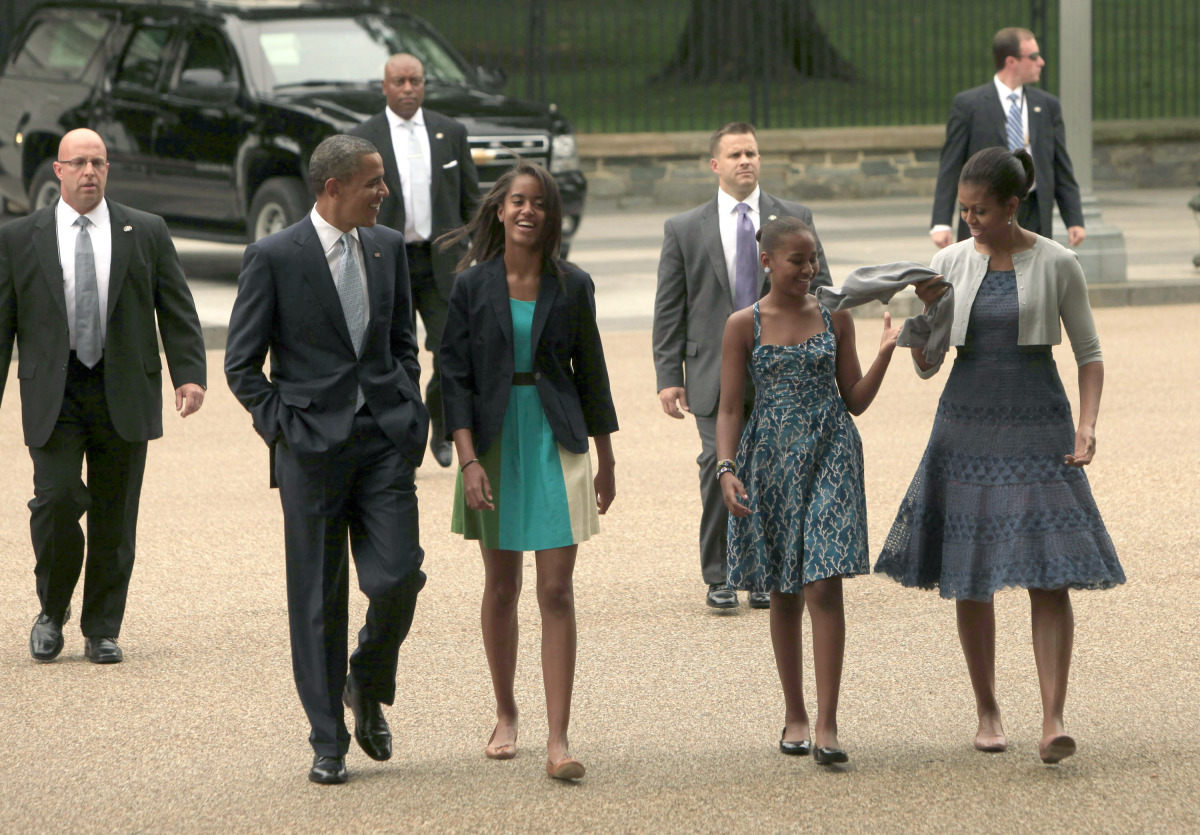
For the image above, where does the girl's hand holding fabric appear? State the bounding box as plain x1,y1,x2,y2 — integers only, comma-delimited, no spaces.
913,275,949,310
720,473,752,517
878,311,901,354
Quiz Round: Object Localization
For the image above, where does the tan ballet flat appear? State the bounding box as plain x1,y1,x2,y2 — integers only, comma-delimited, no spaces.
485,724,518,760
546,756,585,780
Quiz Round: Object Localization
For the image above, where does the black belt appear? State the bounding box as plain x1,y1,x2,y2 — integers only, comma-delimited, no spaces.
512,372,536,386
405,241,432,253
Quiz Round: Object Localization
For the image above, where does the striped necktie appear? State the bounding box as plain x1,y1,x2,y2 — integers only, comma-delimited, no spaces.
1006,92,1025,152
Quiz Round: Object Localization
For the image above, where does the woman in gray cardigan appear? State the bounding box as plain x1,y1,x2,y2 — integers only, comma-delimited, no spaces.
875,147,1123,764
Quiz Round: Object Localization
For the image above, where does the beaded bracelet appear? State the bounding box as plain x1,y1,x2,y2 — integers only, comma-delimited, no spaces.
715,459,736,480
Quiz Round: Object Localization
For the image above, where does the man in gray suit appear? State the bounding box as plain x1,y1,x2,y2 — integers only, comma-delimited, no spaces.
350,53,480,468
653,122,831,610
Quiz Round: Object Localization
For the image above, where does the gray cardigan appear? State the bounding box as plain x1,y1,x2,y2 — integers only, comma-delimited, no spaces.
920,236,1102,379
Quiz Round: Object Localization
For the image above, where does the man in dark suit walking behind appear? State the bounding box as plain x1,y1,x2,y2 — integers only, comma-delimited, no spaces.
0,128,206,665
225,134,429,785
653,122,831,611
930,27,1085,249
351,53,480,468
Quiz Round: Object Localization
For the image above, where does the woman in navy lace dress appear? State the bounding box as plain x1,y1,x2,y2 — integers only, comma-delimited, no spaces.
716,217,901,765
875,148,1123,763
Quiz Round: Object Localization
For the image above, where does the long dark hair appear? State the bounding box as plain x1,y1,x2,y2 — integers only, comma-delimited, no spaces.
438,159,564,280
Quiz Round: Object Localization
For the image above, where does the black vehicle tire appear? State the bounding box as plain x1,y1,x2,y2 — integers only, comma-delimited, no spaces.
248,177,309,242
28,159,62,212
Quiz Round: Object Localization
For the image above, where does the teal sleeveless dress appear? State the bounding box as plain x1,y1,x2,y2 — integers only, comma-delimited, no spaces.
451,299,599,551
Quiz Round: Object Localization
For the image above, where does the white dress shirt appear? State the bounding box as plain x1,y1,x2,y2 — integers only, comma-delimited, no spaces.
716,185,761,304
56,197,112,350
385,105,433,242
309,206,369,322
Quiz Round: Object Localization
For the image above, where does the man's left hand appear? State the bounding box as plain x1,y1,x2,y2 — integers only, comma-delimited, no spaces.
1067,226,1087,247
175,383,205,417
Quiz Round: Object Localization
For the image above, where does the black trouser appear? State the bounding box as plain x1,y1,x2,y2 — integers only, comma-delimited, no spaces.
28,354,147,637
275,411,425,757
406,242,447,438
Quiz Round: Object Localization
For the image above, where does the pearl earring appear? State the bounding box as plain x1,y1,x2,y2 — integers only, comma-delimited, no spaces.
764,266,771,274
1007,217,1012,225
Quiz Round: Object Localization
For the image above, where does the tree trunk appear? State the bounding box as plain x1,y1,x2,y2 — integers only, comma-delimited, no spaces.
656,0,854,83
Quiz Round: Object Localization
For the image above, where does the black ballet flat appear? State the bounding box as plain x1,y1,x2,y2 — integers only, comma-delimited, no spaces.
779,729,812,756
813,746,849,765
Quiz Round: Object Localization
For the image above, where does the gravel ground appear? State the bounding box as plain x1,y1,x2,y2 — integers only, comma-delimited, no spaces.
1,304,1197,833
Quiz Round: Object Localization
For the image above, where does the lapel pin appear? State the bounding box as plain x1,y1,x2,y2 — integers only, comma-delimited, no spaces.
374,252,381,258
123,225,132,232
768,215,777,221
1034,106,1042,113
436,132,444,139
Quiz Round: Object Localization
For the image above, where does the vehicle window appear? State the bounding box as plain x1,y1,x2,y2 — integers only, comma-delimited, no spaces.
114,25,172,91
240,16,468,90
173,27,239,90
7,15,113,80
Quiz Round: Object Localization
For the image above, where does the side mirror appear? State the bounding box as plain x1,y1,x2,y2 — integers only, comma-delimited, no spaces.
178,67,238,102
475,65,507,92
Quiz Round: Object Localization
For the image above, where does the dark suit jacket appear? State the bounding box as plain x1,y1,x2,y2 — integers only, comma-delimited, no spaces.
350,108,480,291
0,200,206,448
223,216,428,465
932,82,1084,240
440,258,618,457
652,192,832,418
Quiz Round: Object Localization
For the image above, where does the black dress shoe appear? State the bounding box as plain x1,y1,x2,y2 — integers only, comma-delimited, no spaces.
429,435,453,468
30,605,70,662
813,746,849,765
83,636,123,664
780,729,812,756
343,675,392,761
706,583,738,609
309,755,347,784
748,591,771,609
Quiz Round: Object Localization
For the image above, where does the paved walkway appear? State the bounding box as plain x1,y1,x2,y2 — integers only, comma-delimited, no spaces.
1,301,1197,832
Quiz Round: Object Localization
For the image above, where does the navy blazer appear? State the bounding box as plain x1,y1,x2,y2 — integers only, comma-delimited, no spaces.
440,258,618,456
224,216,428,464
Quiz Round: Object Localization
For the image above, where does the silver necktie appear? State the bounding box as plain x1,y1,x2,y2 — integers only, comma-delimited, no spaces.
336,232,366,355
74,216,102,368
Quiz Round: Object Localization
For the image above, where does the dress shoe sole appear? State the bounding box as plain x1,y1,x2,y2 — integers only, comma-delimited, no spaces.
1039,734,1076,764
546,758,585,780
813,747,849,765
309,766,348,784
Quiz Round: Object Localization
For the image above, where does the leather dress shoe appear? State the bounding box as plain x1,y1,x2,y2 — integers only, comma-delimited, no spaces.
343,675,392,761
429,435,453,468
83,636,123,664
748,591,771,609
813,745,849,765
779,729,812,756
309,755,347,784
706,582,738,609
30,605,70,662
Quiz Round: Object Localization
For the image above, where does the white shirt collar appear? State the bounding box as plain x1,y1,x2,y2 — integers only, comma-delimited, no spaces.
717,184,760,215
994,75,1024,101
386,106,425,132
56,197,110,230
309,205,359,256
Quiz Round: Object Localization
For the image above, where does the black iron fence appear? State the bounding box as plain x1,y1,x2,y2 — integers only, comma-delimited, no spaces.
399,0,1197,133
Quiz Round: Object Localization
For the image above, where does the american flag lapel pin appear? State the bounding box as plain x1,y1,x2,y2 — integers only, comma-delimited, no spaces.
374,251,381,258
436,132,444,139
123,225,132,232
1033,106,1042,113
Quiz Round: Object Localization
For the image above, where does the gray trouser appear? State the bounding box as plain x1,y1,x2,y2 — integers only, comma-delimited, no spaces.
694,401,751,585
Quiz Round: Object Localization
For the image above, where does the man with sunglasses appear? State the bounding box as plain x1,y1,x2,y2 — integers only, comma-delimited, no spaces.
0,128,206,664
930,27,1086,249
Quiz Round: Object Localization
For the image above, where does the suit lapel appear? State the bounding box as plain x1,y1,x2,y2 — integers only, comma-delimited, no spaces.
1026,87,1047,148
757,195,784,295
983,86,1008,146
32,209,66,318
700,199,731,297
530,270,558,357
484,259,513,348
424,114,448,212
295,217,356,352
106,202,133,321
374,115,406,230
357,226,386,338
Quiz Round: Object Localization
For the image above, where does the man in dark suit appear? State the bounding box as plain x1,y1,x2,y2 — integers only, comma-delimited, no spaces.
931,27,1085,249
0,128,206,665
350,52,480,468
652,122,831,611
225,134,428,785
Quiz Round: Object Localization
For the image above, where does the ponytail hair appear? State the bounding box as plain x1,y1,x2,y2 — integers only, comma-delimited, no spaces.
960,146,1035,204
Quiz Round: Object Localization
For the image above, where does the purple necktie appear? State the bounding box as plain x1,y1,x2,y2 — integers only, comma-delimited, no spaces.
734,202,757,310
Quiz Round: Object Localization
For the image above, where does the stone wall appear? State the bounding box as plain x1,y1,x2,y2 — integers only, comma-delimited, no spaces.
578,119,1200,210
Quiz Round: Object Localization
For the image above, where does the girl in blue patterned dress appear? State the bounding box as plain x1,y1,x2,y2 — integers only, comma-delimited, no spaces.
440,163,618,781
716,217,901,765
875,148,1122,764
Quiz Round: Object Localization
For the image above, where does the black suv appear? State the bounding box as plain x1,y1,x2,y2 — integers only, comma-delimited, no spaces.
0,0,586,245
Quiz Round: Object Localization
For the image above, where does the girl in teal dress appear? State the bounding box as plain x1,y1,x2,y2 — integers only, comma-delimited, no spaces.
715,217,900,765
439,162,618,781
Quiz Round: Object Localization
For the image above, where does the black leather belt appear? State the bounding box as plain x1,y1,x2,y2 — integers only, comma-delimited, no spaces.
512,372,536,386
